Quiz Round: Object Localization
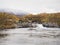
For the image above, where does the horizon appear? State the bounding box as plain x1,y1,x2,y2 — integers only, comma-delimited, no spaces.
0,8,60,15
0,0,60,14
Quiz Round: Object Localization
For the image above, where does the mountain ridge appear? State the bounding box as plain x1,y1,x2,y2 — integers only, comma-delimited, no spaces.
0,8,30,16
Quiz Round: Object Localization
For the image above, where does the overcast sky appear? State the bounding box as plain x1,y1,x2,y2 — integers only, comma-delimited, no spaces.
0,0,60,14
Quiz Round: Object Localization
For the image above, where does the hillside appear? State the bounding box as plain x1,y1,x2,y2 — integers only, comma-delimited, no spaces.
0,9,60,29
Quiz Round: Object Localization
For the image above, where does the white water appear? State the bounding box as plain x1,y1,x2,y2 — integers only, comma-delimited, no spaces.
37,24,60,30
0,24,60,45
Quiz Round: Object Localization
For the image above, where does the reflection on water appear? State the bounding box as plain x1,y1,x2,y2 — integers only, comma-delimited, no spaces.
0,34,8,38
0,28,60,45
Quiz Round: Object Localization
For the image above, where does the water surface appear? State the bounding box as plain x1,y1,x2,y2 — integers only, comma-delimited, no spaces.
0,25,60,45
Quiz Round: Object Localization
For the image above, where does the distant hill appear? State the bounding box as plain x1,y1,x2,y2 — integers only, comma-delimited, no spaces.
0,8,30,16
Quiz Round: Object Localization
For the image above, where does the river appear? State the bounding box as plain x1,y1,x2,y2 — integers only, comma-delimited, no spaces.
0,24,60,45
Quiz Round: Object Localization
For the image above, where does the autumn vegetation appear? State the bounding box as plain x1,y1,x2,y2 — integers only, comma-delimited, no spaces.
0,12,19,29
19,13,60,27
19,13,60,24
0,12,60,29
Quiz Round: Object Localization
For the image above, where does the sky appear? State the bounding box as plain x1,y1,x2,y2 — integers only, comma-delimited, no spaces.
0,0,60,14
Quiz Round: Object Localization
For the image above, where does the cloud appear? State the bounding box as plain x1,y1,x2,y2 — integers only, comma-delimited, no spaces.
40,8,59,13
0,0,60,14
30,8,60,14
